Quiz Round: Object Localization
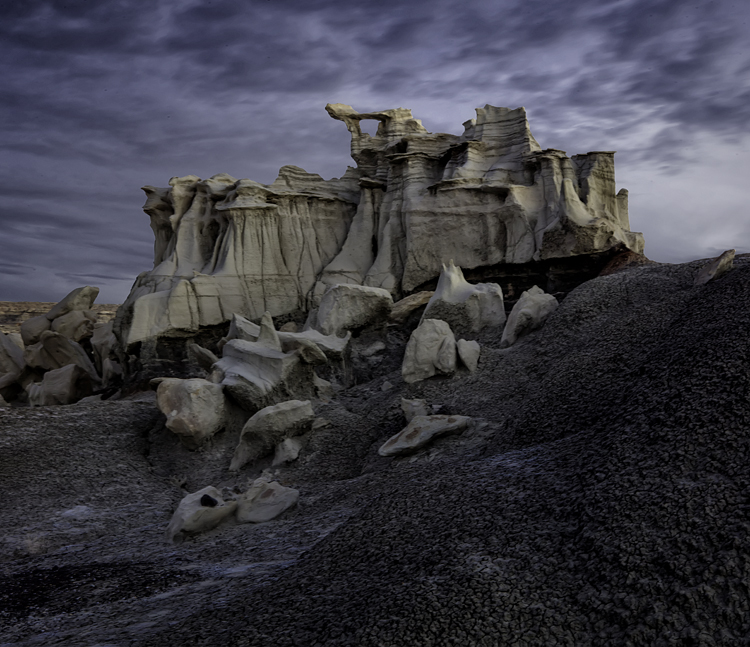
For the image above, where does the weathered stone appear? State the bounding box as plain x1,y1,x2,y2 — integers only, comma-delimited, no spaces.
316,284,393,336
272,437,304,466
188,343,220,372
457,339,481,372
50,310,95,342
166,486,237,542
694,249,735,286
401,398,430,422
91,321,117,373
20,315,51,346
402,319,457,384
313,373,335,402
389,291,434,324
45,286,100,321
27,364,93,407
23,331,101,385
156,378,226,448
378,414,471,457
0,333,24,377
422,261,505,333
235,478,299,523
230,399,315,471
500,286,559,348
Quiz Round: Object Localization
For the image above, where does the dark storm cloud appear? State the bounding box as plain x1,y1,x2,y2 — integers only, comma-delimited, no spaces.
1,0,749,302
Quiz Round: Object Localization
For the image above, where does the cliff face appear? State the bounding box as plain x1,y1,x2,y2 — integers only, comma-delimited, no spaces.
115,103,643,349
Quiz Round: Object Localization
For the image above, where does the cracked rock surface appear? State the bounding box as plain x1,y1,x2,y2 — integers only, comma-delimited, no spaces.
3,257,750,645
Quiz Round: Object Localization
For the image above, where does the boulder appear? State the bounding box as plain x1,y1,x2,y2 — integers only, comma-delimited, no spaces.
166,486,237,542
457,339,481,372
50,310,96,342
187,343,220,372
272,437,305,466
500,286,559,348
401,398,430,422
27,364,93,407
156,378,226,448
0,333,25,377
23,331,101,385
230,399,315,471
45,286,100,321
402,319,457,384
236,478,299,523
389,291,434,324
422,261,506,333
694,249,735,286
20,315,51,346
316,284,393,336
378,415,472,457
91,321,118,373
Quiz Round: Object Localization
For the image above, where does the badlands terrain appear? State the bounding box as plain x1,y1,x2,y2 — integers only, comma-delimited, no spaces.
2,104,748,645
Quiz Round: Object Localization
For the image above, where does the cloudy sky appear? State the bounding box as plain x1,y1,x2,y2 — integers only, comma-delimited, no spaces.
2,0,749,304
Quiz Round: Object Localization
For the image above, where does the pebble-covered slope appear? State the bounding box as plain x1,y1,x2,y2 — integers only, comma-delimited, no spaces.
3,257,750,646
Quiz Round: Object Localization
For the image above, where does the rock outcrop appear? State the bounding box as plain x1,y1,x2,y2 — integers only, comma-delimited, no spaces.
500,285,559,348
379,414,472,456
402,319,457,384
694,249,735,286
114,103,643,363
166,486,237,542
155,378,226,448
235,478,300,523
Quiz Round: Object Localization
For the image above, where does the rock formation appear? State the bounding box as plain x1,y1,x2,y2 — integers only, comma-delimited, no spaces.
401,319,458,384
114,103,643,361
500,285,559,348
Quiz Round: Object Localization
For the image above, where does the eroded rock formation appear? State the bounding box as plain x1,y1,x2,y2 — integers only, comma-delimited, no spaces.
115,103,644,356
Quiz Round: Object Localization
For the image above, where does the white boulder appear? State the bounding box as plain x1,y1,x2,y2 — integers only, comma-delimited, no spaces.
236,479,299,524
421,261,506,333
378,414,472,457
457,339,480,372
50,310,96,342
230,399,315,471
20,315,51,346
316,284,393,336
694,249,735,286
45,286,99,321
156,378,226,448
272,437,305,466
401,319,457,384
166,486,237,542
26,364,93,407
23,331,101,385
500,285,559,348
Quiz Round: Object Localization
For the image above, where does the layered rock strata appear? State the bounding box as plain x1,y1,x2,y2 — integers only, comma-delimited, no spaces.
115,103,644,354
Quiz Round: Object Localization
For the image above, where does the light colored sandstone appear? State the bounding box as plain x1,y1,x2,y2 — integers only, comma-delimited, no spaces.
378,414,471,457
50,310,95,342
422,261,505,333
694,249,735,286
156,378,226,448
500,286,559,348
166,486,237,542
91,321,117,374
23,331,101,385
457,339,481,372
27,364,93,407
20,315,51,346
316,284,393,336
235,478,299,523
389,291,434,324
45,286,99,321
401,398,430,422
402,319,457,384
272,437,304,466
230,399,315,471
0,333,24,377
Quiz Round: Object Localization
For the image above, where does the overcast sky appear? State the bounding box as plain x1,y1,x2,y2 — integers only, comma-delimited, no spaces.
2,0,749,304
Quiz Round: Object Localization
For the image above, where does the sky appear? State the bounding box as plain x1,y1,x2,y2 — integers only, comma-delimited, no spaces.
1,0,749,304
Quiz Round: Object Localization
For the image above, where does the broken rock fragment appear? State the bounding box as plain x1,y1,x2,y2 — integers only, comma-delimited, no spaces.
402,319,457,384
379,415,472,457
316,284,393,336
156,378,226,448
500,286,559,348
457,339,480,372
422,262,505,333
27,364,93,406
694,249,735,286
401,397,430,422
236,478,299,523
166,486,237,542
230,399,315,471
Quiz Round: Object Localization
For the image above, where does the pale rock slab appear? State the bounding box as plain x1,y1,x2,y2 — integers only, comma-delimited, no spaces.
7,333,23,351
235,478,299,523
27,364,93,407
0,333,25,377
389,291,434,324
401,398,430,422
156,378,226,448
422,262,506,333
23,331,101,386
45,286,100,321
402,319,457,384
378,414,471,457
166,486,237,542
500,286,559,348
20,315,51,347
50,310,96,342
457,339,481,372
694,249,735,286
316,284,393,336
91,321,117,374
217,339,315,412
230,399,315,471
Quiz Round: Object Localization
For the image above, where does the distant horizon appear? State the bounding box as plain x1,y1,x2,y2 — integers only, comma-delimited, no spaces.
2,0,749,304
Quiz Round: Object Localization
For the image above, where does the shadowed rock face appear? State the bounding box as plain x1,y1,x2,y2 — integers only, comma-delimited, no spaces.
114,104,643,352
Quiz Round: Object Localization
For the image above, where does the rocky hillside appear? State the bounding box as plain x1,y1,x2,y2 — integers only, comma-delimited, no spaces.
2,256,749,645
